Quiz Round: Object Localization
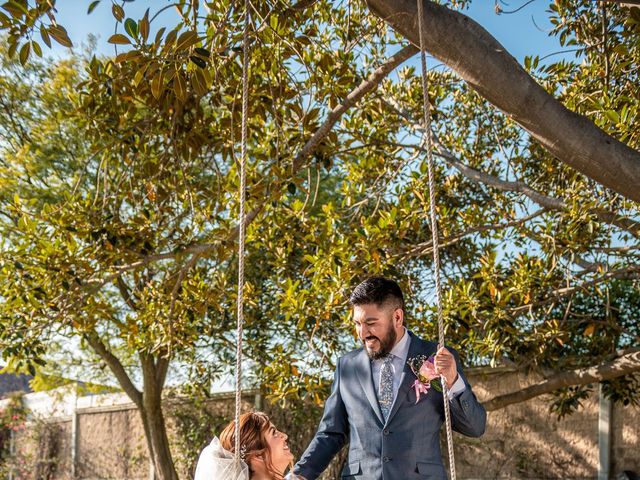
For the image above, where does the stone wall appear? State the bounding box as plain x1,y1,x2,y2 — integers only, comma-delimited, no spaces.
3,369,639,479
76,406,148,479
454,367,639,479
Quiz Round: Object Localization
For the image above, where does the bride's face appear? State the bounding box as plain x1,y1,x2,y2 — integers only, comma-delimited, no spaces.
264,422,294,472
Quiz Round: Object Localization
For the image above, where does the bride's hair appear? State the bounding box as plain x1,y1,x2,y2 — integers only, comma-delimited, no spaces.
219,412,283,479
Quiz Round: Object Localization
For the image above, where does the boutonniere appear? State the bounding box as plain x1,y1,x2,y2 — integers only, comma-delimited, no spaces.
407,355,442,403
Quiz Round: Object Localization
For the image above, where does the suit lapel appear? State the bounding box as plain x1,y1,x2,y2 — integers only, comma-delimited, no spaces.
354,349,385,426
385,333,422,424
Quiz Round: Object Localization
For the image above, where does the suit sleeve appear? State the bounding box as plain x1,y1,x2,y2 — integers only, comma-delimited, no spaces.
447,348,487,437
293,358,349,480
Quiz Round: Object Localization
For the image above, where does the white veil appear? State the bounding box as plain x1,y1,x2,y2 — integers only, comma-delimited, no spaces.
194,436,250,480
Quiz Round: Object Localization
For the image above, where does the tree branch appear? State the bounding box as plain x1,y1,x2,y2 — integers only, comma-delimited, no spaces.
155,356,170,389
81,45,417,281
365,0,640,202
115,274,138,311
385,136,640,239
397,208,547,260
84,332,142,407
483,350,640,411
507,265,640,314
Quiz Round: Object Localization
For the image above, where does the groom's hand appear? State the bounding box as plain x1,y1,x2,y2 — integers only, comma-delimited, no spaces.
434,347,458,389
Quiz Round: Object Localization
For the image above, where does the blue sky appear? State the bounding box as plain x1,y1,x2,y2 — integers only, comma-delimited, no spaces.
42,0,567,388
49,0,564,63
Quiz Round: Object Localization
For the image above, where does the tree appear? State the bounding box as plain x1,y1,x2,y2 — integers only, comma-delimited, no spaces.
0,1,639,477
0,1,413,478
365,0,640,202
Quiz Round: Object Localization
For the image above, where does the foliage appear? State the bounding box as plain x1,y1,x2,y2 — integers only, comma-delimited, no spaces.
0,392,27,477
170,393,232,477
0,392,27,433
0,393,62,480
0,0,639,475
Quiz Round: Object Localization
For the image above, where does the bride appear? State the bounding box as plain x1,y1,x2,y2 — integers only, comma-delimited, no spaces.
194,412,297,480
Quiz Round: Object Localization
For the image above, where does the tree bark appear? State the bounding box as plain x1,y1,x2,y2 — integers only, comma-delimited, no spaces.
483,350,640,411
87,335,177,479
365,0,640,203
141,353,178,480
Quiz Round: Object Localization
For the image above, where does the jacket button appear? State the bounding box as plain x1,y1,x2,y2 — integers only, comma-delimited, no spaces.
383,429,390,435
383,456,390,463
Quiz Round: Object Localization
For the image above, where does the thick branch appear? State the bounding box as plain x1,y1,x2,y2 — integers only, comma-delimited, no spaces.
483,350,640,411
155,356,170,389
389,139,640,239
398,208,546,260
291,45,417,171
115,275,138,311
507,264,640,314
601,0,640,5
433,145,640,238
84,332,143,407
366,0,640,202
84,45,416,280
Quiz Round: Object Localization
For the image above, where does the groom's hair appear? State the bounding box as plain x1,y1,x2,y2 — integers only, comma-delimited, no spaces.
349,276,405,311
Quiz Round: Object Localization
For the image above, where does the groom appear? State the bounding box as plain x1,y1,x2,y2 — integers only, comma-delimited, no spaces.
292,276,486,479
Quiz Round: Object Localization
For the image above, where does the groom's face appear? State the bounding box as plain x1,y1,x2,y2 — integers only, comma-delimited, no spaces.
353,302,404,359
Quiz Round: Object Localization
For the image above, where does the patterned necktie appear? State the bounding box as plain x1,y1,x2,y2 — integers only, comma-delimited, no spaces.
378,354,394,421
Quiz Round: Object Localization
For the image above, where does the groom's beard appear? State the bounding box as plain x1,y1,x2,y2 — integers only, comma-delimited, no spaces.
364,327,397,360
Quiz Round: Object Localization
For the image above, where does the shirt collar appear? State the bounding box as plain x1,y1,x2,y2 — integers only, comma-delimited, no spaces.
389,327,410,361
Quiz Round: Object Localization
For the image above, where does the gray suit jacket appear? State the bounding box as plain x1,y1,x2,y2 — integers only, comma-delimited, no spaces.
294,332,486,479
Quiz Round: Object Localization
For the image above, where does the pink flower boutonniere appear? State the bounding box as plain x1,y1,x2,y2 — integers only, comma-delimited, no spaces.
407,355,442,403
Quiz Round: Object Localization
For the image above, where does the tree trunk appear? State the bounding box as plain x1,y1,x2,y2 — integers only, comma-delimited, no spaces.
139,402,177,480
87,333,177,480
365,0,640,203
140,354,177,480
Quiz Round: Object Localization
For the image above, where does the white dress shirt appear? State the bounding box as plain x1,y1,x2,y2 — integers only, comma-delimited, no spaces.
371,328,465,404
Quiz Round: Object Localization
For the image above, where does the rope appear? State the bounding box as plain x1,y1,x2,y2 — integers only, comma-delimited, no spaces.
416,0,457,478
234,0,250,472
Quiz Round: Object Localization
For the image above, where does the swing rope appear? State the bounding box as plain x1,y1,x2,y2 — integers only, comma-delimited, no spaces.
231,0,454,475
416,0,457,478
234,0,251,471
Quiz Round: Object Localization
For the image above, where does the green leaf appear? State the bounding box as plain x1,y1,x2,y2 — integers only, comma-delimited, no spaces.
189,55,207,68
39,25,51,48
87,0,100,14
18,42,30,65
48,25,73,48
139,9,150,41
112,3,124,21
194,47,210,58
175,30,199,51
151,71,164,99
2,1,28,18
174,71,186,102
124,18,138,38
604,110,620,124
7,39,18,58
31,40,42,58
108,34,131,45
